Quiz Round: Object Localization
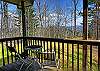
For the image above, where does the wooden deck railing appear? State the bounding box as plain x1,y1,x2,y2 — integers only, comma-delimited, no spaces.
0,37,24,66
0,37,100,71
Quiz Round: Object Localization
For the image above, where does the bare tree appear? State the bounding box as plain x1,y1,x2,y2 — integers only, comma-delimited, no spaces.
35,0,42,36
43,0,47,37
0,1,3,38
2,2,8,38
96,0,100,39
71,10,74,37
72,0,79,37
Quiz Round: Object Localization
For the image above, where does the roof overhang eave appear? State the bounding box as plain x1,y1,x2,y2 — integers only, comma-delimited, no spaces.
1,0,34,7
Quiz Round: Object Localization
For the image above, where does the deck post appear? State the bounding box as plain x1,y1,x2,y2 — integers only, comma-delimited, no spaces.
21,1,26,38
98,45,100,71
83,0,88,71
21,1,28,56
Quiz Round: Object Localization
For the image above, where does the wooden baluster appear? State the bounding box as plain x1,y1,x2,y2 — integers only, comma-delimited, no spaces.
62,42,64,68
2,42,5,66
72,44,74,71
77,44,79,71
90,45,92,71
67,43,69,69
6,41,9,64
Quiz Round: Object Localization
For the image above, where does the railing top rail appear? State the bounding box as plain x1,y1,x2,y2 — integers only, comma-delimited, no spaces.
26,37,100,46
0,37,23,42
0,37,100,46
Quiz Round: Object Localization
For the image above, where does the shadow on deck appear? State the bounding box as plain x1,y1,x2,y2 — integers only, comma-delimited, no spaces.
0,58,62,71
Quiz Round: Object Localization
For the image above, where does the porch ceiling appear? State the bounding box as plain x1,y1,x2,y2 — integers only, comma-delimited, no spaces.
2,0,34,7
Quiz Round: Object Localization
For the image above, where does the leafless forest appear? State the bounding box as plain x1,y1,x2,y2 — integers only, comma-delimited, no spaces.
0,0,99,39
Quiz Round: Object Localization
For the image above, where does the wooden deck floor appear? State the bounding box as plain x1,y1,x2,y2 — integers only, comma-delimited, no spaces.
40,66,62,71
